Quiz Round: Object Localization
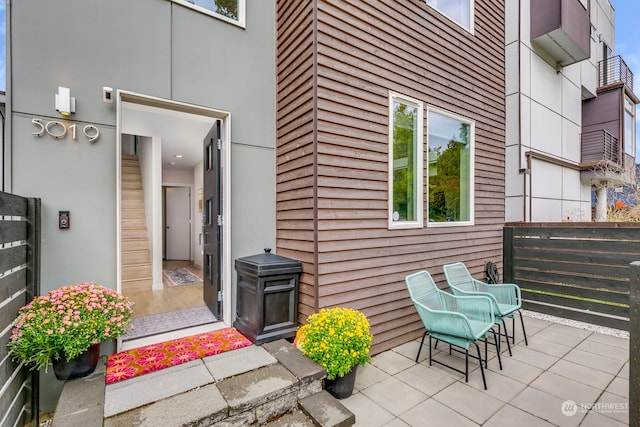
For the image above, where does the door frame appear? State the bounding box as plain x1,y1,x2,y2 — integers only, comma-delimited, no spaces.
115,90,233,335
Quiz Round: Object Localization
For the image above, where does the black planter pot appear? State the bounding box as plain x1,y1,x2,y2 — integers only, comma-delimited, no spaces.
52,343,101,381
325,365,358,399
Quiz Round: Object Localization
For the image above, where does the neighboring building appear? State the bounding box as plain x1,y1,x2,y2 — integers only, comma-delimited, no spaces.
608,163,640,207
505,0,638,222
5,0,507,409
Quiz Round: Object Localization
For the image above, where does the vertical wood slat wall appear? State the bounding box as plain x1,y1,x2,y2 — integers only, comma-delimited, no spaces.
276,0,506,354
0,192,40,426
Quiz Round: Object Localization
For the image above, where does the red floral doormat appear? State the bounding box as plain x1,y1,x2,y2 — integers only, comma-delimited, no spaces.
105,328,252,384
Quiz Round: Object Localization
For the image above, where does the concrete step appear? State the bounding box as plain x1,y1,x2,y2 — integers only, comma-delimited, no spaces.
264,409,317,426
53,341,354,427
102,340,352,427
299,391,355,427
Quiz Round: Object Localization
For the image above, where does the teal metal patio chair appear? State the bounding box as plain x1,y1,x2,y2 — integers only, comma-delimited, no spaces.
443,262,528,357
405,270,502,390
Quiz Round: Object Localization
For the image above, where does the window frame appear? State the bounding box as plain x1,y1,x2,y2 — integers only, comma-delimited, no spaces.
426,106,475,227
172,0,246,28
426,0,474,33
388,92,424,230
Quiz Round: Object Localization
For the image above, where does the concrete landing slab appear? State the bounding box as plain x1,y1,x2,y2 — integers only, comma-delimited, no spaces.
52,358,106,427
299,390,355,427
203,344,277,380
104,384,227,427
104,359,214,417
265,409,317,426
217,363,298,415
263,339,326,383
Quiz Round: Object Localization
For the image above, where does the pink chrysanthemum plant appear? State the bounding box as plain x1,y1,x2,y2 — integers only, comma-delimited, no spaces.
8,282,133,371
294,307,373,380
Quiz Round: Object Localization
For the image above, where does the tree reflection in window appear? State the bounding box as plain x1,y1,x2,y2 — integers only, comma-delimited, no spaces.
213,0,238,20
187,0,239,21
392,101,418,222
428,113,471,223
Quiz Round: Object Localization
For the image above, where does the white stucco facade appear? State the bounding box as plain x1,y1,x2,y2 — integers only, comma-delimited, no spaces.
505,0,624,222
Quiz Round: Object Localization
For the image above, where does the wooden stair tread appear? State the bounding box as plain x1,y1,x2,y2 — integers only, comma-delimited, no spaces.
120,153,151,279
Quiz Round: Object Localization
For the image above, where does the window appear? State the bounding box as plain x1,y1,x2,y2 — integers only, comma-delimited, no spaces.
178,0,245,26
389,93,424,229
426,0,473,32
624,96,636,157
427,108,474,225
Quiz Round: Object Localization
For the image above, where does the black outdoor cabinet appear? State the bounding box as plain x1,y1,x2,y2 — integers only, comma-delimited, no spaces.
233,248,302,345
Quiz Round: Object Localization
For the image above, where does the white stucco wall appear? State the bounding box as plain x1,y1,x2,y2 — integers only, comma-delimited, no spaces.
505,0,615,222
7,0,276,411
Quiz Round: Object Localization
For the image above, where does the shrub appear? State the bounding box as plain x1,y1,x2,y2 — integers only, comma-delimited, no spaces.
295,307,372,380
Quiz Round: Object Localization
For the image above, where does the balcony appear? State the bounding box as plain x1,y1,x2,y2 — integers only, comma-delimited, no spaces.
581,129,622,168
531,0,590,67
599,55,634,93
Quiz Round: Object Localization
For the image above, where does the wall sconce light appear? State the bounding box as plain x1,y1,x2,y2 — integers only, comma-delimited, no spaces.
55,86,76,116
103,87,113,103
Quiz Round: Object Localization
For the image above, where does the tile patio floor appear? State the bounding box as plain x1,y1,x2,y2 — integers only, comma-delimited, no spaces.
341,315,630,427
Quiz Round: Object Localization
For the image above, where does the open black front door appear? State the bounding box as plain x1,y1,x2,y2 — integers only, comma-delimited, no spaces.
203,121,222,319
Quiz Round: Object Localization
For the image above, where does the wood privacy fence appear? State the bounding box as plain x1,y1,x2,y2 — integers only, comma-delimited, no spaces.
503,223,640,331
0,192,40,427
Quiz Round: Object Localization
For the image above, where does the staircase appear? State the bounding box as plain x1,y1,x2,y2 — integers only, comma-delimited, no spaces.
121,154,152,293
52,340,355,427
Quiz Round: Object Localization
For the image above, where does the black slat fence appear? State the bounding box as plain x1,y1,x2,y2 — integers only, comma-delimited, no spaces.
504,223,640,331
0,192,40,427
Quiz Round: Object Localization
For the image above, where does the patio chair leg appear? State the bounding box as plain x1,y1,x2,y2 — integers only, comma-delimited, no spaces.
449,344,452,355
501,318,512,356
518,310,529,346
465,349,469,383
429,335,433,366
512,316,516,344
474,342,487,390
490,328,503,370
484,337,488,369
416,331,428,362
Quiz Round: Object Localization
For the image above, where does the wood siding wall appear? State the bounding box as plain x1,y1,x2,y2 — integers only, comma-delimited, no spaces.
276,0,506,354
276,0,318,318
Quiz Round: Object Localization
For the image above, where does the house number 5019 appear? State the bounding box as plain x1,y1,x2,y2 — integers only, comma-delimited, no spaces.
32,118,100,142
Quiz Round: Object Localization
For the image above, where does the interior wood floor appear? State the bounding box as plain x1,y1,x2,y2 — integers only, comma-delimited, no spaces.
126,260,206,318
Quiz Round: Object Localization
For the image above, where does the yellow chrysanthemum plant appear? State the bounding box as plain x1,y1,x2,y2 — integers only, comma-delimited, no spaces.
294,307,373,380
